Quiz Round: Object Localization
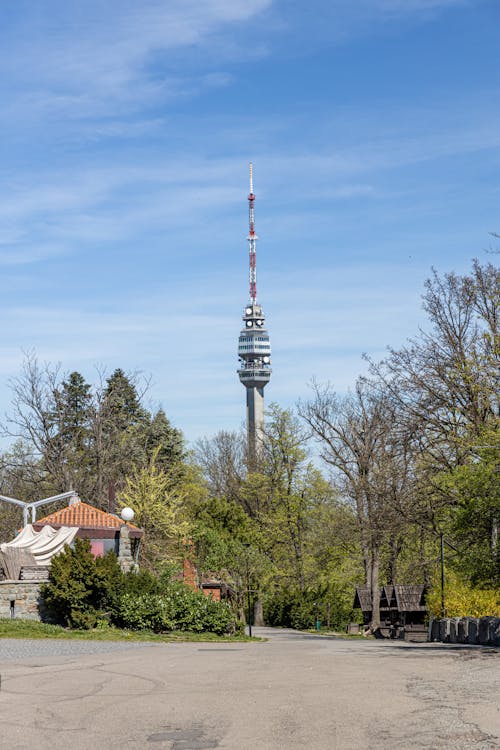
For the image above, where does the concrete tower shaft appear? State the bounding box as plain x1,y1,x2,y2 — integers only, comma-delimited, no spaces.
237,165,271,462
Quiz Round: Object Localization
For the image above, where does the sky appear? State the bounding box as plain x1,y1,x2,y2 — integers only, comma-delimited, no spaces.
0,0,499,447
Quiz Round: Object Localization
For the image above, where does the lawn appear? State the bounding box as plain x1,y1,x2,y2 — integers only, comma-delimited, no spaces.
0,619,258,642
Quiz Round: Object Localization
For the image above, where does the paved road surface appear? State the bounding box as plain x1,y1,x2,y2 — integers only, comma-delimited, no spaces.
0,627,498,749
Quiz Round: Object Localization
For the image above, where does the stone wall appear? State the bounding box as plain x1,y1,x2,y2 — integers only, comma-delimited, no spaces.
429,617,500,646
0,580,45,621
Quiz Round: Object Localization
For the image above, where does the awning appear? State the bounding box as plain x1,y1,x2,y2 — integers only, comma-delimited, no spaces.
0,524,78,579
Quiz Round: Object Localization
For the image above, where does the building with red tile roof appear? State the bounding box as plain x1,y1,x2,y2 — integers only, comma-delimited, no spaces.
33,498,142,561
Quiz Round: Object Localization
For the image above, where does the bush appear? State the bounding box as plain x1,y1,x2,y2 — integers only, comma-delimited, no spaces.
42,539,124,629
43,540,237,635
264,589,297,628
114,593,175,632
427,570,500,618
114,583,235,635
122,568,162,597
264,586,355,631
167,585,235,635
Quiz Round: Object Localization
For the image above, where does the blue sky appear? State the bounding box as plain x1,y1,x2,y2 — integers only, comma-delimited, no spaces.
1,0,499,446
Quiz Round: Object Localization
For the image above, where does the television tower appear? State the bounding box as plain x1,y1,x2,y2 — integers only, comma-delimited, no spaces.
237,163,272,464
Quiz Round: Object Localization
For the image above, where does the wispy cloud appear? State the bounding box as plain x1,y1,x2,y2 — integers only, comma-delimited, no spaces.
0,0,271,123
0,0,473,133
2,88,499,269
265,0,471,50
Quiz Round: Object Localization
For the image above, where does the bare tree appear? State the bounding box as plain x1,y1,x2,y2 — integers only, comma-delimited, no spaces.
194,430,246,504
300,379,416,632
368,261,499,470
2,355,74,492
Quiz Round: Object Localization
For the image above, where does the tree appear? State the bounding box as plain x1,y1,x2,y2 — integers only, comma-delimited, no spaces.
42,538,123,629
191,494,258,620
52,371,94,491
437,425,500,587
2,355,74,492
193,405,361,628
194,430,246,504
369,261,499,469
367,259,499,586
98,369,150,508
259,404,317,590
0,440,47,501
117,449,191,571
300,380,417,632
146,408,185,474
1,357,186,512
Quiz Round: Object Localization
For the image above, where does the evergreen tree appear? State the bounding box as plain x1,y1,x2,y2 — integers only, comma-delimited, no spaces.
103,369,149,432
57,372,92,443
99,369,151,507
51,371,93,491
146,408,185,473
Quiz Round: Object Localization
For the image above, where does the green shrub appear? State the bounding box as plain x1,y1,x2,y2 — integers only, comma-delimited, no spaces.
70,609,98,630
264,587,355,631
167,585,235,635
114,584,235,635
43,539,236,635
114,592,175,632
42,539,124,629
122,568,162,597
264,589,298,628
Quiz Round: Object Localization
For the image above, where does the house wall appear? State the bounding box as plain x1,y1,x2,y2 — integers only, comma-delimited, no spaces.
202,587,221,601
0,580,46,621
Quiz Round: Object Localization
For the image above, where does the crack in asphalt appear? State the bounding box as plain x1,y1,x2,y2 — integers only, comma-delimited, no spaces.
373,672,500,748
147,724,219,749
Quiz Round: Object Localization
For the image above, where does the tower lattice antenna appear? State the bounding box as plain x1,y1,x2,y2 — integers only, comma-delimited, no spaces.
248,162,258,304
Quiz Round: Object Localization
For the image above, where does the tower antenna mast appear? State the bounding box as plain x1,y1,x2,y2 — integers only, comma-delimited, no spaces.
248,162,258,304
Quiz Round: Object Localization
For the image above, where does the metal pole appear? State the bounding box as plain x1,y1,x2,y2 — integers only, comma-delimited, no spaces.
246,553,252,637
440,532,445,618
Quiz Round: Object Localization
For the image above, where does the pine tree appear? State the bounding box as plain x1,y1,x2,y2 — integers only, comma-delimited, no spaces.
146,409,185,473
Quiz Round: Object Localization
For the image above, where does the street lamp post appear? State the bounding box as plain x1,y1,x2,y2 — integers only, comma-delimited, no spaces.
245,548,252,637
440,532,446,618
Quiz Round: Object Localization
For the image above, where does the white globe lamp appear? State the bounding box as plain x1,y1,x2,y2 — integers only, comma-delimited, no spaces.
120,507,135,523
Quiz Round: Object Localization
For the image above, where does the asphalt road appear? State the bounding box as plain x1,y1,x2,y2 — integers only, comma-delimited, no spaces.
0,627,499,749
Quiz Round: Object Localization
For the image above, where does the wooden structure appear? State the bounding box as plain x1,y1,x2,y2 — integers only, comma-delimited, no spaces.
354,584,428,640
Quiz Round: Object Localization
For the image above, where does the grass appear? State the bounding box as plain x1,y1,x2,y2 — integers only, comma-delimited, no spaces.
0,619,258,643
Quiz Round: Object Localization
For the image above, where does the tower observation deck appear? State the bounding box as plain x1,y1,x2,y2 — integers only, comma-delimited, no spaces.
237,164,271,463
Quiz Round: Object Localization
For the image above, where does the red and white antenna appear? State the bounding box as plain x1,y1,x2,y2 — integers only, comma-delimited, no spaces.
247,162,258,304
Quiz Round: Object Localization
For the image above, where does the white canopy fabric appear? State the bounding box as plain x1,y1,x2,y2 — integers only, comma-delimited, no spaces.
0,524,78,572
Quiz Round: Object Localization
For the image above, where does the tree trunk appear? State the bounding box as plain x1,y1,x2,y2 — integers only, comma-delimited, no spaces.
387,535,403,584
253,598,265,626
369,547,381,634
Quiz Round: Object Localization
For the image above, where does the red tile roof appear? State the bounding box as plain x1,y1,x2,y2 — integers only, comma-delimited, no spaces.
34,501,140,531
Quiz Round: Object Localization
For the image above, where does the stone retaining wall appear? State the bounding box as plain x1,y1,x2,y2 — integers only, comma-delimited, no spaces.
0,580,45,621
429,616,500,646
